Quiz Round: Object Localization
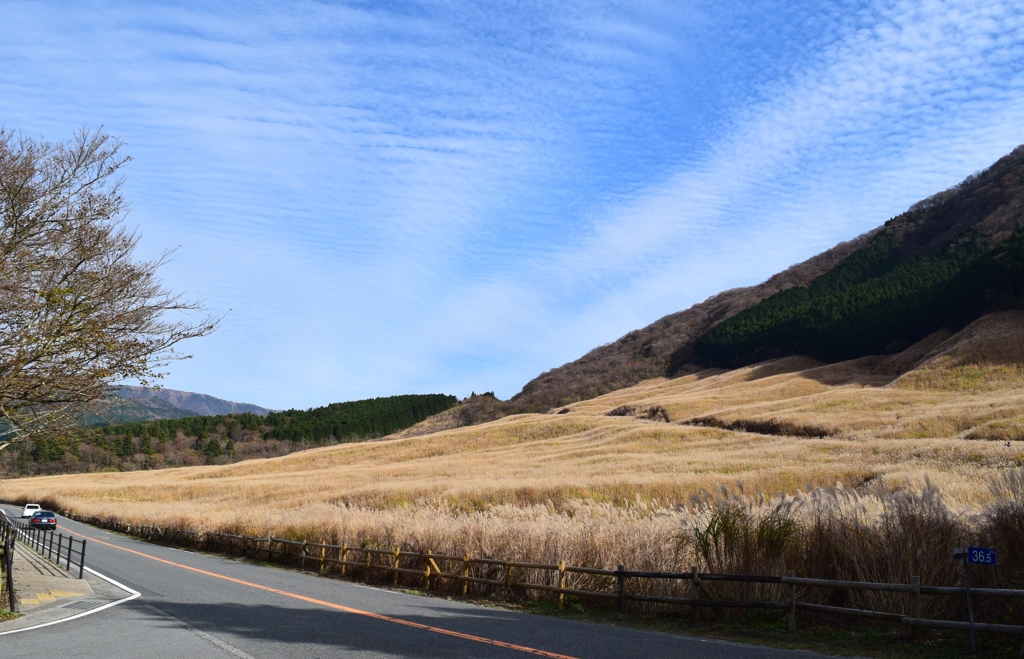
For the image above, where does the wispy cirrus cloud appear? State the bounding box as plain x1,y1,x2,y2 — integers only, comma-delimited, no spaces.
1,0,1023,407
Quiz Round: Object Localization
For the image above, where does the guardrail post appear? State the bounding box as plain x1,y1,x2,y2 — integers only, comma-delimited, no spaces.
787,570,796,632
79,539,86,579
911,576,921,639
557,560,565,608
393,547,400,585
6,529,16,613
617,565,626,612
462,554,471,597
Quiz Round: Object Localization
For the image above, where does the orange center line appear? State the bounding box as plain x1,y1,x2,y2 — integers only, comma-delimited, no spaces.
58,525,579,659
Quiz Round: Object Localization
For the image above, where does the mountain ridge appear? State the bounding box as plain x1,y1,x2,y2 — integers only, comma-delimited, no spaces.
474,143,1024,420
112,386,274,418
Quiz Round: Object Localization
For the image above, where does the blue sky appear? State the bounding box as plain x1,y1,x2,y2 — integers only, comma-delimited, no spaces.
3,0,1024,410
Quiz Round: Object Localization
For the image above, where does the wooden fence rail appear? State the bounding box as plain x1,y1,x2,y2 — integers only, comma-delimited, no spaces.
28,510,1024,650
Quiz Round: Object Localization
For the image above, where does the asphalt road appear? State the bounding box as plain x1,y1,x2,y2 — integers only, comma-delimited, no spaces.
0,505,828,658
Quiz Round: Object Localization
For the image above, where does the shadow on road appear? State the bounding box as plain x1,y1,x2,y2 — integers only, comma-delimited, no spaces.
114,594,815,659
119,597,587,658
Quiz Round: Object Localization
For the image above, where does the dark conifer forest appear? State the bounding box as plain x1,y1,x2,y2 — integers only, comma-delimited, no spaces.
2,393,457,476
690,227,1024,368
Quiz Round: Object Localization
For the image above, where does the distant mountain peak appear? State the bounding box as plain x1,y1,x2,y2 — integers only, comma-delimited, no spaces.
112,386,274,417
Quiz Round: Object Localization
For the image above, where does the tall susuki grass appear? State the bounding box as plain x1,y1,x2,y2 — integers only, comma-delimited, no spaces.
5,317,1024,627
16,469,1024,624
676,473,1023,622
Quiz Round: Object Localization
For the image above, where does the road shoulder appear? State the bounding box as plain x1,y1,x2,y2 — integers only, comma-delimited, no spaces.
0,554,136,634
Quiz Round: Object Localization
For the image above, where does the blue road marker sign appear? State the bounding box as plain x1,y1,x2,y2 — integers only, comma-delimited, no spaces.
967,547,996,565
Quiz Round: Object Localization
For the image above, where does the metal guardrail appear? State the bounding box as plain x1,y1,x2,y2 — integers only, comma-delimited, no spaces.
0,514,86,579
1,525,14,612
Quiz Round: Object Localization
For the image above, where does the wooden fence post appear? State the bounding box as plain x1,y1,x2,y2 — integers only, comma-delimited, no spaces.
301,541,307,569
503,561,513,600
393,547,400,585
462,554,470,596
787,570,796,632
557,560,565,609
340,544,348,576
617,565,626,612
910,575,921,639
364,549,372,583
320,545,326,573
423,551,432,591
692,564,700,618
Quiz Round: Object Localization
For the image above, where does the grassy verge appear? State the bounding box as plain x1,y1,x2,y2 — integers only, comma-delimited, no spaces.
0,609,21,623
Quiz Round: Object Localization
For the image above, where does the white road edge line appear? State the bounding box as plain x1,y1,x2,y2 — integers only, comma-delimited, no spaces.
0,566,141,636
0,508,142,635
2,507,253,657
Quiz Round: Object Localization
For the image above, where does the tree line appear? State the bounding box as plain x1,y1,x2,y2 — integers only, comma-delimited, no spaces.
691,226,1024,368
4,393,458,475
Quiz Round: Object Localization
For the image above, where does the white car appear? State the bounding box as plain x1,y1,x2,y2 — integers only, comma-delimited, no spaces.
21,503,41,518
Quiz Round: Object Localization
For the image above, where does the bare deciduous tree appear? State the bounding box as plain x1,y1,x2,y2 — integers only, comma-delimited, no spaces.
0,128,218,448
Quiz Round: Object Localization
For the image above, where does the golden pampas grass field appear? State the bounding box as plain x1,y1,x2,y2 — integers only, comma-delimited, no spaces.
2,312,1023,581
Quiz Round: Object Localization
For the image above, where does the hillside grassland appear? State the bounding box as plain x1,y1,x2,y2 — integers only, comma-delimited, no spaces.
3,313,1024,557
4,315,1024,645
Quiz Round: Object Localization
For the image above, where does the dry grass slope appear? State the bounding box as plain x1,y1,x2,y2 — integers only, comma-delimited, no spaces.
2,313,1023,592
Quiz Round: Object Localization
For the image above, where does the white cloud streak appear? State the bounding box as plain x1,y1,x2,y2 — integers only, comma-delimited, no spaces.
1,0,1023,407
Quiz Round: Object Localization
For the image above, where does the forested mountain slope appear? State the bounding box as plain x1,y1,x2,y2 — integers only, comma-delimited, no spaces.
84,395,199,425
501,232,873,415
3,393,457,475
682,149,1024,370
112,386,274,417
486,144,1024,417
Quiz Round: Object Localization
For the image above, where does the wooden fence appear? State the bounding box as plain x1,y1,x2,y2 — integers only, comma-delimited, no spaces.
59,511,1024,650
